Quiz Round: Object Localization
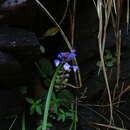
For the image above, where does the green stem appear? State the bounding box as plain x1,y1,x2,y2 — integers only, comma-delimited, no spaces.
22,113,26,130
42,65,62,130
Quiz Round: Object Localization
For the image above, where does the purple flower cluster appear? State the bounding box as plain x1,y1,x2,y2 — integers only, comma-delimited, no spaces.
54,50,79,72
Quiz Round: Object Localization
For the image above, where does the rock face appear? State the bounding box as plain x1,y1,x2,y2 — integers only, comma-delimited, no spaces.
0,1,42,128
0,27,41,88
0,27,41,128
0,27,41,60
0,0,35,29
0,24,42,129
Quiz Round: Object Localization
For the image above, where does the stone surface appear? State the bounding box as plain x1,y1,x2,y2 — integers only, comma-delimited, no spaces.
0,50,35,88
0,88,24,129
0,0,35,29
0,27,41,61
0,88,24,117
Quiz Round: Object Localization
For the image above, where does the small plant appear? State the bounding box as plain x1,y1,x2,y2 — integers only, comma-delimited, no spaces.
96,50,117,68
41,49,78,130
26,98,42,115
25,49,78,130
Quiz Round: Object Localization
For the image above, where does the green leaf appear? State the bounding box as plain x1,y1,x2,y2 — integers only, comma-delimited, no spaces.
36,105,42,115
19,87,28,95
44,27,59,37
112,57,117,63
38,58,54,78
96,61,102,67
37,125,42,130
36,99,42,104
57,112,66,122
59,109,65,114
106,61,113,67
61,114,66,122
66,112,74,119
54,85,60,89
104,54,113,60
44,79,51,86
53,103,59,114
47,122,53,128
40,45,45,53
30,105,35,115
58,89,74,106
25,98,34,104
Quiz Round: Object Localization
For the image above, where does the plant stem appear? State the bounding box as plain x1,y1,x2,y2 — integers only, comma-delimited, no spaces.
42,65,62,130
22,113,26,130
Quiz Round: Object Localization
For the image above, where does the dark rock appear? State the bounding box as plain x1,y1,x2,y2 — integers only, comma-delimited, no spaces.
0,0,35,29
0,27,41,62
0,88,24,130
0,51,22,75
0,51,35,88
0,88,25,117
0,0,67,34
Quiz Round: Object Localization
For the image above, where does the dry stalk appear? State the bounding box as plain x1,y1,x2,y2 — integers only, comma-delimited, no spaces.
113,0,124,103
102,0,113,53
114,85,130,101
91,122,127,130
127,0,130,33
35,0,72,51
96,0,114,124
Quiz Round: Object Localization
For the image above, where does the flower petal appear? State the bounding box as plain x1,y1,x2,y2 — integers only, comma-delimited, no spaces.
63,63,71,71
67,53,76,61
54,59,61,66
72,65,79,72
71,49,76,53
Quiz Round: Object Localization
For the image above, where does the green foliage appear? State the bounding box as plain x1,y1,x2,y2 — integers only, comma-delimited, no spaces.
38,58,54,78
36,58,54,87
26,63,77,130
57,89,74,106
42,65,62,130
50,91,75,122
25,48,77,130
19,86,28,95
96,50,117,68
26,98,42,115
22,113,26,130
40,45,45,53
37,122,53,130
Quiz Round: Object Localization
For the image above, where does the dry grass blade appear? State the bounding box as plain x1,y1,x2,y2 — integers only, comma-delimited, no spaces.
96,0,114,124
127,0,129,33
59,0,70,25
102,0,113,52
35,0,72,51
114,85,130,101
113,0,117,14
92,122,127,130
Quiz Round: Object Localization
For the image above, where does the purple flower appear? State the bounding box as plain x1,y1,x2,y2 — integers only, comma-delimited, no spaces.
63,63,71,71
71,49,76,53
67,53,76,61
57,52,66,59
57,49,76,61
54,59,61,67
72,65,79,72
